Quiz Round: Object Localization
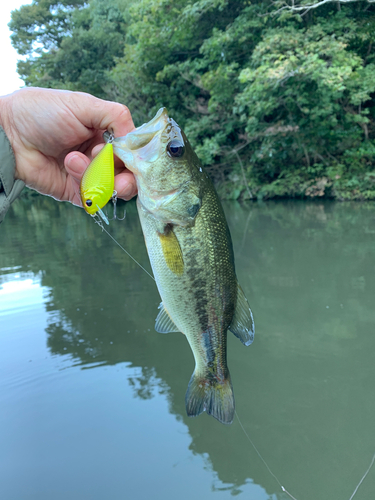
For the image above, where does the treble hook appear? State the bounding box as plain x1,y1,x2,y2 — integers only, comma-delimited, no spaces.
106,190,126,221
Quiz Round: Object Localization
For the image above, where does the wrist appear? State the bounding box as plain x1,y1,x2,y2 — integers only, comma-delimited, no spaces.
0,94,13,142
0,95,25,221
0,92,25,182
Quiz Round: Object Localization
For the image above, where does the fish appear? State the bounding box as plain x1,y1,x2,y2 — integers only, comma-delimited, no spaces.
80,141,115,219
112,108,254,424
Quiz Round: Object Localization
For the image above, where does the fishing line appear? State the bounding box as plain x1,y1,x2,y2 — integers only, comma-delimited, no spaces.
93,205,295,497
88,202,375,500
235,410,299,500
348,450,375,500
236,407,375,500
93,217,156,282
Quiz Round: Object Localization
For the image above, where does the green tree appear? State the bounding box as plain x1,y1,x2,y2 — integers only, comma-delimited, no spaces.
236,8,375,199
9,0,131,97
108,0,375,199
9,0,375,199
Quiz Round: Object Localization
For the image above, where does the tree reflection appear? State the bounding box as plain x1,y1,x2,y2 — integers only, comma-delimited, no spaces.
1,197,375,500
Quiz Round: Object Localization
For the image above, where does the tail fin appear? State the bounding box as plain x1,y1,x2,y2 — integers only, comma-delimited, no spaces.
185,370,235,425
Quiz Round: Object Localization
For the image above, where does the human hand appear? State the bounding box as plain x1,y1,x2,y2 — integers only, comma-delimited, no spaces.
0,87,137,206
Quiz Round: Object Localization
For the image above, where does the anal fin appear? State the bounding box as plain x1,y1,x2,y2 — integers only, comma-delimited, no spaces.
228,284,255,346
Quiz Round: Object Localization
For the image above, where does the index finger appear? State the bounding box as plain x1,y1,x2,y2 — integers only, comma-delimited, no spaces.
67,93,136,138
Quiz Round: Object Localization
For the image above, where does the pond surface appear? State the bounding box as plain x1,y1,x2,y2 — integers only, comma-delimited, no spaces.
0,197,374,500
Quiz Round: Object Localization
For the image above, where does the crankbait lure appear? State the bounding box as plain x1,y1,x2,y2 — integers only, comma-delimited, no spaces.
80,134,115,223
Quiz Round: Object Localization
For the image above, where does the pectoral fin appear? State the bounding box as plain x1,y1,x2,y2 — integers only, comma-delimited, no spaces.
228,284,255,346
158,226,184,276
155,303,181,333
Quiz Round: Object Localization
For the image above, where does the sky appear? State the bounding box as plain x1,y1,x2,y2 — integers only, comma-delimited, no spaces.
0,0,33,96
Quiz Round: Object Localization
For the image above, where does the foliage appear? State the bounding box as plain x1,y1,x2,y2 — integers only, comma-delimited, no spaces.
9,0,375,199
9,0,132,97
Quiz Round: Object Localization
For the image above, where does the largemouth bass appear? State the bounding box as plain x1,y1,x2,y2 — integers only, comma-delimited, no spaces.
112,108,254,424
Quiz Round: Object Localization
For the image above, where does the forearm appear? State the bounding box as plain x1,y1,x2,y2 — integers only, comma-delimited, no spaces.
0,96,25,223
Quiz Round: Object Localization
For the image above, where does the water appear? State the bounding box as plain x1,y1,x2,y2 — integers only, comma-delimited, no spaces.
0,197,374,500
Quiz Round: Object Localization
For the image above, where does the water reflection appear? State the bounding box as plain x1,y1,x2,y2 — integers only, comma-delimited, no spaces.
1,197,375,500
0,274,44,315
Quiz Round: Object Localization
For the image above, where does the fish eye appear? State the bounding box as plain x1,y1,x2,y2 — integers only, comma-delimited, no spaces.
167,140,185,158
86,200,93,207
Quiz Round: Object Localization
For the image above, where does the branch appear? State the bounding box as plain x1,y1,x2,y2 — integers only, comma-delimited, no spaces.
271,0,375,16
232,148,253,199
220,142,253,199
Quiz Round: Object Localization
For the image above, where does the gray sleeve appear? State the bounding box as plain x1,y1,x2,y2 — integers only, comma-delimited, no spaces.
0,126,25,224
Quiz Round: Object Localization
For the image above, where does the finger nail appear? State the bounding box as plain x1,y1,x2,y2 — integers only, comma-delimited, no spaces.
66,154,78,168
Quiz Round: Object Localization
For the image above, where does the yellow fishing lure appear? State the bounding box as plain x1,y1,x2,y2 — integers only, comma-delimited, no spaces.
80,142,115,218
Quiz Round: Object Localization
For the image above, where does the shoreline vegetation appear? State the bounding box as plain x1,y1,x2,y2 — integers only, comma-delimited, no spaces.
10,0,375,201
